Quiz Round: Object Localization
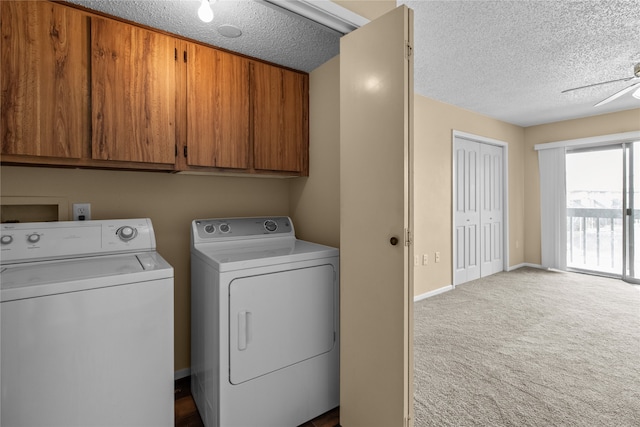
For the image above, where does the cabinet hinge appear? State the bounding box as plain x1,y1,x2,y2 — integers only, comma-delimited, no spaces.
174,48,177,61
175,145,178,157
404,228,412,246
184,146,188,158
184,51,187,63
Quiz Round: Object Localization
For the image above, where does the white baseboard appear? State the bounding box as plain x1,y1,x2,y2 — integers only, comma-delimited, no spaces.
175,368,191,380
507,263,543,271
414,284,453,302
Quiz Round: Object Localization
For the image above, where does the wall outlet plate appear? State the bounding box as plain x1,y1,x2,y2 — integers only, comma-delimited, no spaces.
72,203,91,221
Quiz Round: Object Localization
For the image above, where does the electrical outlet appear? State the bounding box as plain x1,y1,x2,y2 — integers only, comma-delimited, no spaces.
435,251,441,263
73,203,91,221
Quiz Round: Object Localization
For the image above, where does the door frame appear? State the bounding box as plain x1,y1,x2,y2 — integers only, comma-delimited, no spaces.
452,130,509,286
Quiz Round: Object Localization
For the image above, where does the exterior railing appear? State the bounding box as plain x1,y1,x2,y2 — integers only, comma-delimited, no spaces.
567,207,622,272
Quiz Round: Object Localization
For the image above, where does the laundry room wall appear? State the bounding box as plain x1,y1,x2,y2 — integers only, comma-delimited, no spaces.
290,56,340,249
289,0,397,248
0,166,290,374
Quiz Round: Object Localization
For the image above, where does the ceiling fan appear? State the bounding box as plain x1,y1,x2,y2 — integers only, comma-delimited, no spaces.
562,62,640,107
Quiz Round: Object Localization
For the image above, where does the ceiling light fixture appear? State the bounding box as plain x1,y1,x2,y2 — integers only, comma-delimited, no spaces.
198,0,215,23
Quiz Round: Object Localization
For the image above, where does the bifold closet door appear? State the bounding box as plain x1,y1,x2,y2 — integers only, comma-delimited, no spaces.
454,137,504,285
454,137,481,284
480,143,504,277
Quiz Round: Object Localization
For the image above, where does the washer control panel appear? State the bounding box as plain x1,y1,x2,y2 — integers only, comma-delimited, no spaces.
1,218,156,264
193,217,294,242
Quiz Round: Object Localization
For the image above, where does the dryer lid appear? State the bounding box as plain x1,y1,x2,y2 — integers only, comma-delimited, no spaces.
192,239,338,272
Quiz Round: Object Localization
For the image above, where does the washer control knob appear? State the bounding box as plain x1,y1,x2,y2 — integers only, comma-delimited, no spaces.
264,220,278,232
204,224,216,234
117,226,137,241
1,235,13,245
219,223,231,233
27,233,40,244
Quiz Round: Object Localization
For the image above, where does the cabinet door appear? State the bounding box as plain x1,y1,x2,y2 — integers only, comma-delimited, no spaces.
1,1,88,159
186,44,249,169
252,62,308,174
91,17,176,164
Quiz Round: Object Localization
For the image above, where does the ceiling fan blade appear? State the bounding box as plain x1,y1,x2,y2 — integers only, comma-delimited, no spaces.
561,76,635,93
594,82,640,107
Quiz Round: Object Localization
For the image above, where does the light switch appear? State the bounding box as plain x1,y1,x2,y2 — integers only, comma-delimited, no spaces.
422,254,428,265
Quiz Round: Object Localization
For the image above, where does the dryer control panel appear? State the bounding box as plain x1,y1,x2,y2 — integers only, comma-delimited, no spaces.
193,217,294,242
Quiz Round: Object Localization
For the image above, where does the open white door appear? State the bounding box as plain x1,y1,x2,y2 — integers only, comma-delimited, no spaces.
340,5,414,427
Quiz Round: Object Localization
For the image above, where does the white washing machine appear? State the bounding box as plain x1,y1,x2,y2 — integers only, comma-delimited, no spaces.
190,216,339,427
0,218,174,427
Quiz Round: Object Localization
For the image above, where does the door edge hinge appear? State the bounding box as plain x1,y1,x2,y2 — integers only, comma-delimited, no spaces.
175,144,178,157
174,48,177,61
183,146,188,158
404,228,412,246
184,50,187,63
405,41,413,59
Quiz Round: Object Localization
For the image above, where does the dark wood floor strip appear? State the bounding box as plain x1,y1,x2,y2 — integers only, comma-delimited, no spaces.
174,376,339,427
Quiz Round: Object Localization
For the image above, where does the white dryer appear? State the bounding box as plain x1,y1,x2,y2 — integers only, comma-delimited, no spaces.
190,216,339,427
0,219,174,427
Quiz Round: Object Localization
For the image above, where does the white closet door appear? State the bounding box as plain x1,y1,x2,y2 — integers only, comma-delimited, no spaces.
454,137,481,284
480,143,504,277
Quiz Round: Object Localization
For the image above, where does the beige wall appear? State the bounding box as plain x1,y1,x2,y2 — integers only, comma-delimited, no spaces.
523,108,640,265
290,56,340,248
334,0,396,20
0,166,290,373
413,95,526,296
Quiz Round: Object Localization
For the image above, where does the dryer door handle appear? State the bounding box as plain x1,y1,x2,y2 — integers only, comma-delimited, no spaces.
238,311,252,351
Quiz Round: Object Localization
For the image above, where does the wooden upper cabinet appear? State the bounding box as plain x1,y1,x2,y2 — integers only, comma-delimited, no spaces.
91,17,176,164
186,43,249,169
252,62,309,174
1,1,89,159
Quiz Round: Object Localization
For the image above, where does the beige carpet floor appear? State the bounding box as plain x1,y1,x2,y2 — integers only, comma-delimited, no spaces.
413,267,640,426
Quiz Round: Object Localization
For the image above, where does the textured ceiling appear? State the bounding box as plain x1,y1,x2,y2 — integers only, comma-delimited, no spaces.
65,0,640,127
400,0,640,126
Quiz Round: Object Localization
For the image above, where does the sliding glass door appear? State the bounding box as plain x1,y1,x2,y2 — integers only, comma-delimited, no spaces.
623,142,640,283
566,146,623,275
565,141,640,283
